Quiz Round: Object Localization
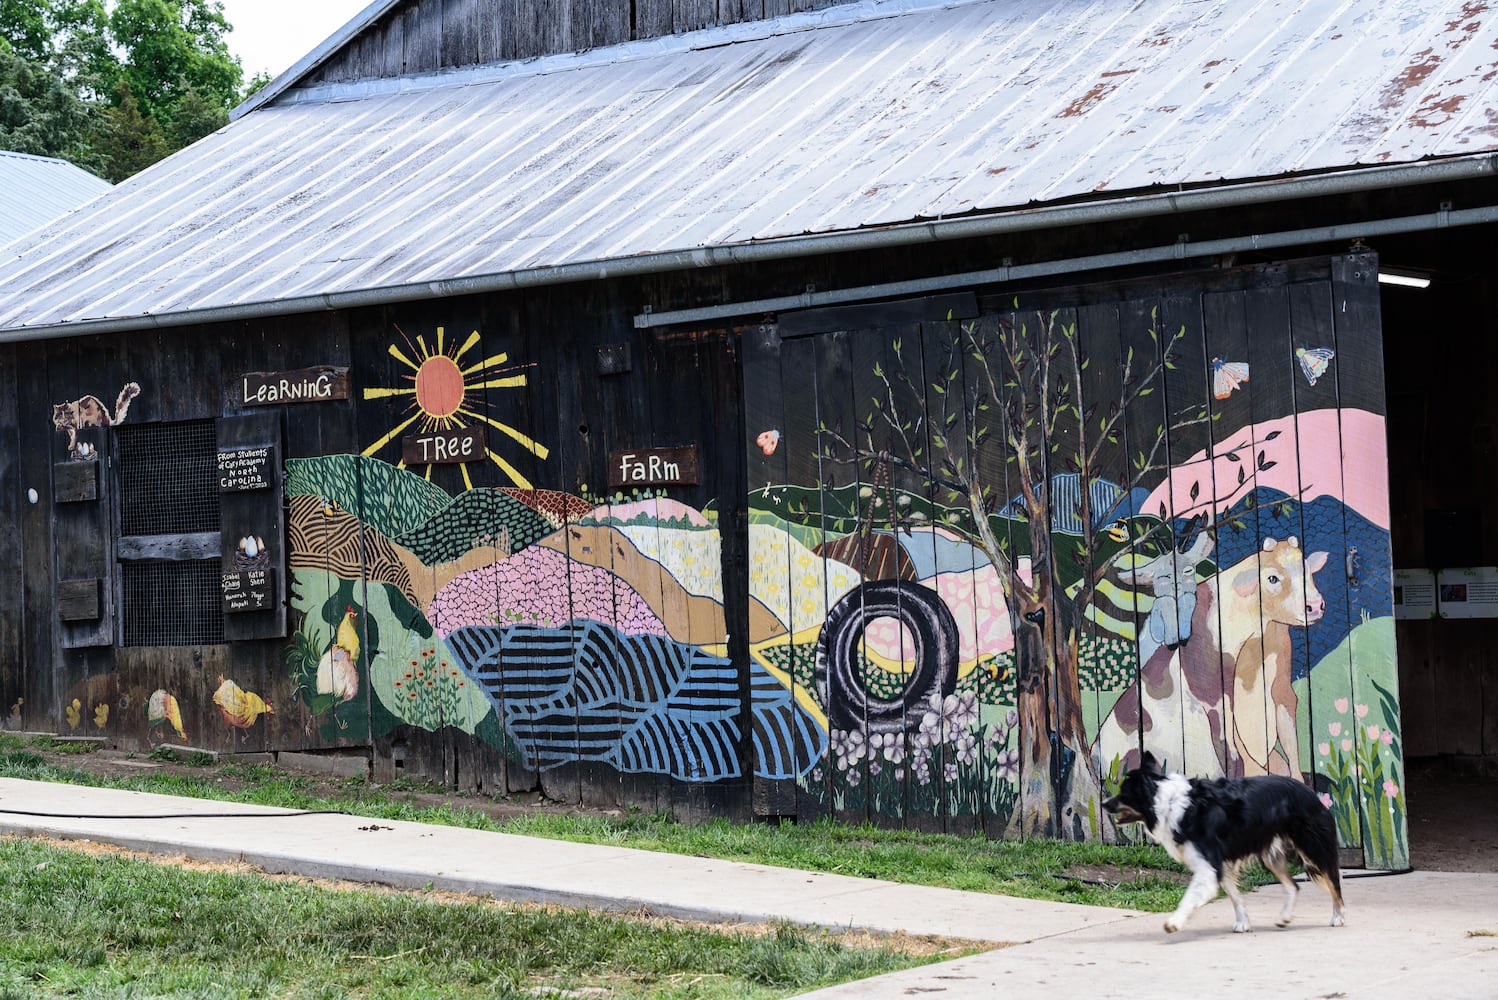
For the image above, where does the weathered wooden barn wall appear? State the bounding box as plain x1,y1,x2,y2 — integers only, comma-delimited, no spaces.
305,0,857,84
0,345,21,729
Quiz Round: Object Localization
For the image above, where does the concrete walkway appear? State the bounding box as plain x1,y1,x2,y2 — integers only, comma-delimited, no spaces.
2,777,1495,998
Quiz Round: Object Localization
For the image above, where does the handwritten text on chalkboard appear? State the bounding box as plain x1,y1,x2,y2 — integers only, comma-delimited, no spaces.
218,446,273,492
222,569,274,613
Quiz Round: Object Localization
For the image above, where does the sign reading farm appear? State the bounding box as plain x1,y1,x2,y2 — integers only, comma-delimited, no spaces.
237,366,349,406
609,446,699,487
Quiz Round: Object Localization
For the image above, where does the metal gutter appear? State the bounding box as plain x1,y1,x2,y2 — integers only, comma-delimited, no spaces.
634,202,1495,328
3,155,1495,344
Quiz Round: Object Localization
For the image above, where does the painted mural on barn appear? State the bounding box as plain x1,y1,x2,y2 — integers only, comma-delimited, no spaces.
744,262,1407,868
282,455,823,785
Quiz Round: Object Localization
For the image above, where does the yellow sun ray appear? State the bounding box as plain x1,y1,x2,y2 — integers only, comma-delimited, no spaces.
460,463,474,490
363,385,417,400
468,375,529,391
463,352,509,376
487,450,534,490
455,330,482,362
416,334,431,360
388,344,420,371
436,326,445,356
361,410,425,457
460,408,550,459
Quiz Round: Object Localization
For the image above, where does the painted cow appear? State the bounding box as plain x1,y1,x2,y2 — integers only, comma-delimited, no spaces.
1096,536,1329,781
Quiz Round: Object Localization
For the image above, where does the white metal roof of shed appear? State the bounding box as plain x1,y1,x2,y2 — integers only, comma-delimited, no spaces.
3,0,1498,336
0,151,111,249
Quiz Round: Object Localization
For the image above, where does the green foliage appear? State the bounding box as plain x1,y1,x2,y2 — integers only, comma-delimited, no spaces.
0,46,92,158
0,839,928,999
0,0,248,180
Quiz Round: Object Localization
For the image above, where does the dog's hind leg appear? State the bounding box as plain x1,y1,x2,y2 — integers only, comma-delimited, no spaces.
1304,863,1345,927
1261,839,1299,927
1165,846,1221,933
1220,861,1252,933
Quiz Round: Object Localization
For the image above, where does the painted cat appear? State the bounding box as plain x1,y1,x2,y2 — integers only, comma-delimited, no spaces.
53,382,141,458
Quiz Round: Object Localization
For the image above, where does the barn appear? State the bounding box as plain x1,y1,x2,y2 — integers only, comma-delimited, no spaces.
2,0,1496,872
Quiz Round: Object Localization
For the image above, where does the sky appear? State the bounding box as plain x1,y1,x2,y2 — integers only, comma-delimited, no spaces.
219,0,374,80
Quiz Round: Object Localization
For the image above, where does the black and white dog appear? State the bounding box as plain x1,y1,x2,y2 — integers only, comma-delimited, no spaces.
1102,752,1345,934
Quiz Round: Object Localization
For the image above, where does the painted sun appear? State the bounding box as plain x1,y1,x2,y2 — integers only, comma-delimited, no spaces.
362,325,549,489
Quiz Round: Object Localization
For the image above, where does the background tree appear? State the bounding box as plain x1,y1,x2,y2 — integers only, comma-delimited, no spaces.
0,45,92,159
0,0,246,181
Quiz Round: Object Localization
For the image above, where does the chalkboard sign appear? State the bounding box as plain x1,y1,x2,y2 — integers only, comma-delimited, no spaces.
218,445,273,492
222,568,274,613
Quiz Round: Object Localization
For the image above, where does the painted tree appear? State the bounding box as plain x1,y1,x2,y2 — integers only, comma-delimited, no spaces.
818,305,1251,837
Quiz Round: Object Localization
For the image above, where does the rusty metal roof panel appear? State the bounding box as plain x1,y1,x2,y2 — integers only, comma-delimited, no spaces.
5,0,1498,333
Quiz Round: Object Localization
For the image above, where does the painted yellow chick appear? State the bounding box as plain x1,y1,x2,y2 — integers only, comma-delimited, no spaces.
212,676,273,729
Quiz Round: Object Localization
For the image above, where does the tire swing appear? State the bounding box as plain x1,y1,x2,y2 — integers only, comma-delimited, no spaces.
815,579,960,736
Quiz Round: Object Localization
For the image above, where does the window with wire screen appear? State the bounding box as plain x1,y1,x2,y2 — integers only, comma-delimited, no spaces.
116,420,223,646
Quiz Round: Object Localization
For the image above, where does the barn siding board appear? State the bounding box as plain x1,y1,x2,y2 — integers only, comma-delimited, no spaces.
0,345,23,726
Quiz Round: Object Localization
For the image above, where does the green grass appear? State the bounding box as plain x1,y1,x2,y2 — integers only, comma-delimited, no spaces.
0,839,935,999
0,734,1188,911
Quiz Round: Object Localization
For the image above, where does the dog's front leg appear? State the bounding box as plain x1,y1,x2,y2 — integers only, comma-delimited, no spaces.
1220,863,1252,932
1165,848,1221,933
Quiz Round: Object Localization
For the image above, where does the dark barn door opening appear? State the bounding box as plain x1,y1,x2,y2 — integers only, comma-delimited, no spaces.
1382,224,1498,873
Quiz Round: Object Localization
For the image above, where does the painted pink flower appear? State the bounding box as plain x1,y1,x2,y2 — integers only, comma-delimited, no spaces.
1318,793,1333,809
1334,698,1349,714
1328,722,1342,737
1355,704,1369,719
1382,780,1399,798
1367,725,1380,740
1318,742,1330,757
1381,730,1394,746
1341,739,1353,753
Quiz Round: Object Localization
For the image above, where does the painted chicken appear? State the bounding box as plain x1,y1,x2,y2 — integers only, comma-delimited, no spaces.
147,689,188,742
315,606,361,703
213,676,273,729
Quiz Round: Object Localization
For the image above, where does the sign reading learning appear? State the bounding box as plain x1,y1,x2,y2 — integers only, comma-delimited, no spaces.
237,366,349,406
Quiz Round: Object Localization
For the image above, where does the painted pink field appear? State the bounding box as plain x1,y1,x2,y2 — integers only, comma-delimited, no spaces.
1143,408,1389,529
427,547,666,637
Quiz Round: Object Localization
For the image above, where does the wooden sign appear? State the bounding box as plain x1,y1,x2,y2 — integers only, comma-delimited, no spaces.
222,568,274,613
218,445,274,491
237,366,349,406
608,446,699,487
53,460,98,503
403,426,484,465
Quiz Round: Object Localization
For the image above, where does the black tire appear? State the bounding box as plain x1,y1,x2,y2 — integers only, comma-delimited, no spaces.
815,580,959,736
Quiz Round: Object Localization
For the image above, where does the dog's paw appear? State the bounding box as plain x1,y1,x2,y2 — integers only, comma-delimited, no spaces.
1331,914,1345,927
1232,921,1252,933
1164,919,1181,934
1275,918,1292,928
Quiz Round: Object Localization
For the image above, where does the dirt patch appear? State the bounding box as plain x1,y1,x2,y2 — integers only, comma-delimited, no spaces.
1065,863,1188,887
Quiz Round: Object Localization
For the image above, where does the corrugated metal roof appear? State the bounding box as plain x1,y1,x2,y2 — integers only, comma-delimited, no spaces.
4,0,1498,335
0,151,111,248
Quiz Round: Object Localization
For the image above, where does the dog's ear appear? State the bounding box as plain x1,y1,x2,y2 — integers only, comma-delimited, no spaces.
1140,751,1161,775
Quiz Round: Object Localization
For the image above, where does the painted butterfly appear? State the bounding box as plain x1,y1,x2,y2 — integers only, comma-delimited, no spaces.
1296,346,1335,386
1210,357,1249,399
755,429,781,456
